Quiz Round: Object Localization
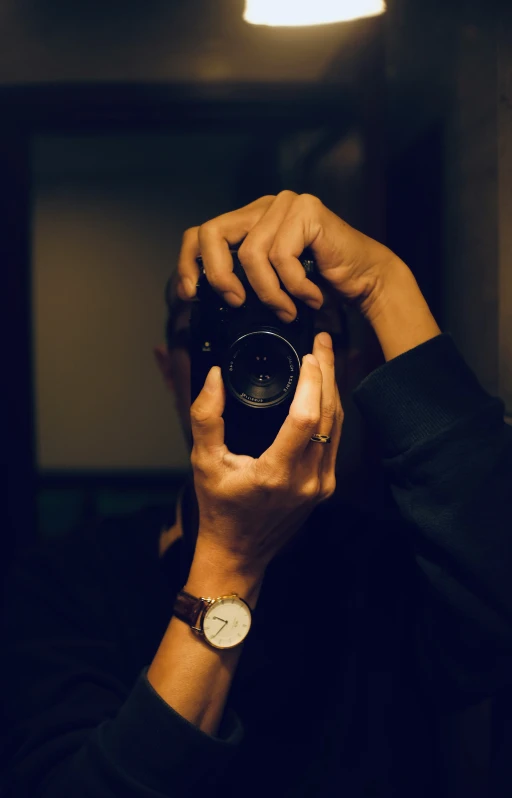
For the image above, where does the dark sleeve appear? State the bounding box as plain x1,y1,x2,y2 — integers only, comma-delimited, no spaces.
1,537,243,797
353,333,512,708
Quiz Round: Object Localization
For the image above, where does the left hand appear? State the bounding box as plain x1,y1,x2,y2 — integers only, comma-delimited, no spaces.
189,331,343,577
177,191,404,323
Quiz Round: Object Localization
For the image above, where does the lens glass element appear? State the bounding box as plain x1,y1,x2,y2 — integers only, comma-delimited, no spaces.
226,331,300,408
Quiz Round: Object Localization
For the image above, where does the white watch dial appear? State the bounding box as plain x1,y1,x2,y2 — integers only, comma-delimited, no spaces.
203,596,252,649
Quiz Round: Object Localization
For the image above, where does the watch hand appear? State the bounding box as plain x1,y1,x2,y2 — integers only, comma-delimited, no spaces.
212,617,227,623
210,619,229,639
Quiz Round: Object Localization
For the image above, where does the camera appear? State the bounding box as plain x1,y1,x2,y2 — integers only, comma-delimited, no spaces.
190,249,317,457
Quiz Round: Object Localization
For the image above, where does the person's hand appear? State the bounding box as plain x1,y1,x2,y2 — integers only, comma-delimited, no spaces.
177,191,404,323
189,331,343,578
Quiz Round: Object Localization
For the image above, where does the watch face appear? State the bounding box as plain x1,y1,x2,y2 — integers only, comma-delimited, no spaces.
203,596,252,649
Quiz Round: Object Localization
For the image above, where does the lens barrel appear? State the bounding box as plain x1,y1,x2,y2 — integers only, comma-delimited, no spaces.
225,330,300,408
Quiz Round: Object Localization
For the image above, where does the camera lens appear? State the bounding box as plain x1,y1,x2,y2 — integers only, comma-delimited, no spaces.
246,348,279,387
225,331,300,408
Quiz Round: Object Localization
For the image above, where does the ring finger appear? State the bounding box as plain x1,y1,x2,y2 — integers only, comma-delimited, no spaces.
307,332,337,465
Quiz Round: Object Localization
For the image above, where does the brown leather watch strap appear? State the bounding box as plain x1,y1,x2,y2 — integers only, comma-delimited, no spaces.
173,590,208,630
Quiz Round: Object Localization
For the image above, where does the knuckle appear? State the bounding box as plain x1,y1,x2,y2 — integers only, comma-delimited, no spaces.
256,194,276,205
268,243,286,265
300,476,321,499
237,238,259,264
198,219,218,243
320,476,336,502
276,189,298,202
190,402,210,426
183,225,199,242
291,409,320,432
299,193,323,211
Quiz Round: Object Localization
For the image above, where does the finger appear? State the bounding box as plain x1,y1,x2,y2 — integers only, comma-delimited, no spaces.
177,226,201,299
320,384,343,479
198,196,275,306
312,332,336,435
269,195,325,309
190,366,227,456
303,332,337,470
263,354,322,467
237,190,299,322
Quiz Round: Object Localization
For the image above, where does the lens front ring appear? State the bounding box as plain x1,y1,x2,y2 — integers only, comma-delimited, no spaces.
224,330,300,409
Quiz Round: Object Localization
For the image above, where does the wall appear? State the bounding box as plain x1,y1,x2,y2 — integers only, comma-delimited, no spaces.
498,7,512,413
32,132,257,471
443,4,512,413
387,1,512,414
443,13,500,398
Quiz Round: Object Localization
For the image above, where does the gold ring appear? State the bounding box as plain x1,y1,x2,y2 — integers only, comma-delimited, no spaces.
310,434,331,444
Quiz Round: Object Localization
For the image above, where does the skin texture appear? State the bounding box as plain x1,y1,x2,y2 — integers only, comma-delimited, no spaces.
148,191,442,736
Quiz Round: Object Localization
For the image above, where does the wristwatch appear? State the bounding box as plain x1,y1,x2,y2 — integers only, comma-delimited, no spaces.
173,589,252,650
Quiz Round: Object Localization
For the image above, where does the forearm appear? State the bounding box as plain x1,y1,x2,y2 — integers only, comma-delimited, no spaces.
366,259,442,362
147,543,264,737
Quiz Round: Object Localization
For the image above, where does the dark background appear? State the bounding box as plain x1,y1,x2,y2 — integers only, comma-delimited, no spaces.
2,0,512,794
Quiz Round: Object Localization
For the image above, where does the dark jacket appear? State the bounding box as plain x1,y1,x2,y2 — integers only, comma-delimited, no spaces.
2,334,512,797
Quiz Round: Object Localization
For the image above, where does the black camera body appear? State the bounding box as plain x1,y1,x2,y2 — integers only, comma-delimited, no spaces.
190,250,317,458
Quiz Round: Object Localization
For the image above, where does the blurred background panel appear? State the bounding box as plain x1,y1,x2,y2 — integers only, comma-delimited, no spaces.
32,132,257,474
31,132,250,535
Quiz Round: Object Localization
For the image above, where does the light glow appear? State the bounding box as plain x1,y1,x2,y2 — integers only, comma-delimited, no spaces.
244,0,386,27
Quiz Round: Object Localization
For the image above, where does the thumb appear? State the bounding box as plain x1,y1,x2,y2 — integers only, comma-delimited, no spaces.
190,366,226,454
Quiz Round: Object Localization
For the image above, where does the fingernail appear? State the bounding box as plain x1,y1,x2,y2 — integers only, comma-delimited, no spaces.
225,291,245,306
205,366,221,393
303,354,319,367
277,309,296,324
316,332,332,348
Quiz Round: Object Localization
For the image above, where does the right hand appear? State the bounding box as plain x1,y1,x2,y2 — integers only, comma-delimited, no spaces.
189,332,343,578
177,193,402,323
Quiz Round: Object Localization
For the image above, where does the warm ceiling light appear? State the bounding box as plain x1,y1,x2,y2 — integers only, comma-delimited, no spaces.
244,0,386,26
